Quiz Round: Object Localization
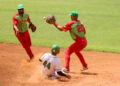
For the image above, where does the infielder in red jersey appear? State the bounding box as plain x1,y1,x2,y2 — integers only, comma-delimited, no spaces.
12,4,36,61
52,11,88,72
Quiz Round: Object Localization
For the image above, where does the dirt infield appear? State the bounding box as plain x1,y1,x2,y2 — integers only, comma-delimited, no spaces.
0,43,120,86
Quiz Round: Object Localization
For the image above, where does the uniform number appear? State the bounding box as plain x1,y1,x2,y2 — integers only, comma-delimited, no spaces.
77,25,84,32
43,61,51,70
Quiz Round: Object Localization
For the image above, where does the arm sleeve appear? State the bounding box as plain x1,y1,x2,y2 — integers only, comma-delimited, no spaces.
62,22,72,32
12,15,18,26
27,16,32,24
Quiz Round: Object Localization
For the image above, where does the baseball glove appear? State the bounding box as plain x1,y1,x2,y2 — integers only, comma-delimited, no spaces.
29,23,36,32
46,15,56,24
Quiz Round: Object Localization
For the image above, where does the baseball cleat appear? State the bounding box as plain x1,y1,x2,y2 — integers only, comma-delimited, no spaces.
62,68,69,73
27,57,34,62
81,66,88,71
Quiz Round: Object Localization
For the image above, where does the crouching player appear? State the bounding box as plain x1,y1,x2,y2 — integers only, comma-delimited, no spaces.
39,44,71,79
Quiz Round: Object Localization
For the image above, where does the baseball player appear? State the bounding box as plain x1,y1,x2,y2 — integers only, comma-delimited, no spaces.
39,44,71,79
46,11,88,72
12,4,36,61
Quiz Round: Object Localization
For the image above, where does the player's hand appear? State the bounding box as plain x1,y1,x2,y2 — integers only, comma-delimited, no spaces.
16,30,20,35
50,22,56,24
43,15,56,24
14,25,19,35
29,23,36,32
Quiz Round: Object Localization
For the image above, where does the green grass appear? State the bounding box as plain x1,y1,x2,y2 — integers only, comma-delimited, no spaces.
0,0,120,53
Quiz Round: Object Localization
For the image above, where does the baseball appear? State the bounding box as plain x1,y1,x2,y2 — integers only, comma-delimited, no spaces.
43,17,46,20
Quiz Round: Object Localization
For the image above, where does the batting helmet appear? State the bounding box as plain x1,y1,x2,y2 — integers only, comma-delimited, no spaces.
51,44,60,54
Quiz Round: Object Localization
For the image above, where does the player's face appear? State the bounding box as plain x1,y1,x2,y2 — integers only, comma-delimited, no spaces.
71,16,78,21
71,16,74,20
18,8,24,16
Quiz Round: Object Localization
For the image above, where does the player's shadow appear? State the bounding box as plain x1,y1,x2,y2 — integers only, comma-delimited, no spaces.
81,72,98,75
57,78,71,82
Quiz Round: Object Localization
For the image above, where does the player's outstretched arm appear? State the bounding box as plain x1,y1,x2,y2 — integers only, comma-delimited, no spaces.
43,15,63,31
12,16,19,35
53,23,63,31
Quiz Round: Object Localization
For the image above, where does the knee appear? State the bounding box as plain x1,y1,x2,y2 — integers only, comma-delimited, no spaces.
65,50,72,56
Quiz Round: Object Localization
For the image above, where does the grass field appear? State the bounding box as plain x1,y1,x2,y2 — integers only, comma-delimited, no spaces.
0,0,120,53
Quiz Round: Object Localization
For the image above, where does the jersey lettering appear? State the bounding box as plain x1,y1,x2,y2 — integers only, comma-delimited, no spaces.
77,25,84,32
70,22,85,39
43,61,51,70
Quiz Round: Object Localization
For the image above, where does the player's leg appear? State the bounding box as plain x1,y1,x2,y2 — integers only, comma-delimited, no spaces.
24,30,31,47
16,32,34,60
75,38,88,71
24,47,34,59
75,51,87,68
23,30,34,60
64,42,77,71
16,33,26,48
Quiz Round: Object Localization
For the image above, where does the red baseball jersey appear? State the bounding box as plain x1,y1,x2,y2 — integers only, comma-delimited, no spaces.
62,20,86,40
12,12,29,33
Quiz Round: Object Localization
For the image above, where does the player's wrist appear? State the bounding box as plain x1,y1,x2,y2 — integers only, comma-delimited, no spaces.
54,23,58,28
29,23,32,26
29,23,33,28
